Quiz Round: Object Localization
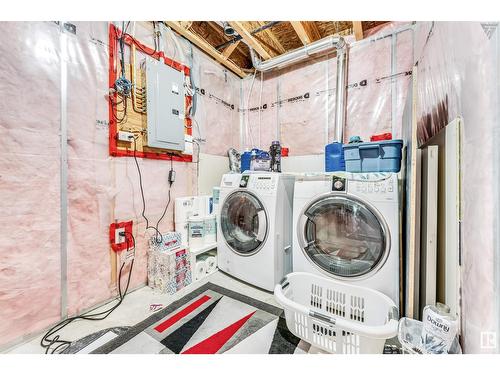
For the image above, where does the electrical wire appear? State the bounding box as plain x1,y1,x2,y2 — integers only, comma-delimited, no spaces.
40,232,136,354
119,22,131,79
110,93,128,124
193,139,201,196
131,136,164,242
191,116,203,142
124,21,160,58
188,43,197,117
154,155,174,238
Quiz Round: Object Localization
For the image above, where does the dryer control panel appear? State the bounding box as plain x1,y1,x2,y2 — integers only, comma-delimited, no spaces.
348,174,398,202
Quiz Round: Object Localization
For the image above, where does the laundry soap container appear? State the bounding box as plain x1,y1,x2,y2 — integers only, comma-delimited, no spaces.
240,151,252,172
188,216,205,250
325,142,345,172
343,139,403,173
203,214,217,245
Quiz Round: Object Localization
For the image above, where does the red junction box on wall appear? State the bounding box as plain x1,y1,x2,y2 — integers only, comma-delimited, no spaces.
110,221,133,252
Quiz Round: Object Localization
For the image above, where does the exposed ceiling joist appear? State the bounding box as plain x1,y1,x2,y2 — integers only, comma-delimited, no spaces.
353,21,364,40
253,35,281,56
206,21,224,36
290,21,322,45
165,21,247,78
304,22,322,41
179,21,193,30
228,21,272,60
222,40,240,59
257,21,286,54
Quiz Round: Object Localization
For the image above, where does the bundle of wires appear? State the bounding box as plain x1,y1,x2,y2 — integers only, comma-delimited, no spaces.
110,21,132,124
124,21,161,57
40,232,136,354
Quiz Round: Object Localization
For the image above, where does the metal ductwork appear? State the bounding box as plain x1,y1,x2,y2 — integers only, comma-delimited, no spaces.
247,36,348,143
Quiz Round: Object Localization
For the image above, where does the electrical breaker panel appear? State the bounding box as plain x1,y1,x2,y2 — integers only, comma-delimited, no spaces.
145,59,186,152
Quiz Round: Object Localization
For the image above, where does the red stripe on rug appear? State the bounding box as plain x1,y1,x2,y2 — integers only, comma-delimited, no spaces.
154,295,211,333
181,311,256,354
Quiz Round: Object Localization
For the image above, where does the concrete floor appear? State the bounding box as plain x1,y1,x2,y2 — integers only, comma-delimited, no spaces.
5,271,279,354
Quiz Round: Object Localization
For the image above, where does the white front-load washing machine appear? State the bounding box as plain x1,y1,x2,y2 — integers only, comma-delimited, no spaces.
217,172,295,291
292,172,400,305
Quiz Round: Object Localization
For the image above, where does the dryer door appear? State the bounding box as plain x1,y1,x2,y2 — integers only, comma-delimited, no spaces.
298,193,390,279
220,191,268,256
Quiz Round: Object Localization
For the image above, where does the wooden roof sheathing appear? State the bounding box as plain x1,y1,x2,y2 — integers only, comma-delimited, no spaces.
166,20,391,77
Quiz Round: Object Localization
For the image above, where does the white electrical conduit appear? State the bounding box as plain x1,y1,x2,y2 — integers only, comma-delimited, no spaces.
245,71,257,149
259,70,263,148
247,35,348,143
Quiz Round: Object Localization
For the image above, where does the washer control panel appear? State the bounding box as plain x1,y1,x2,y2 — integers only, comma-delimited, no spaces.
248,175,277,192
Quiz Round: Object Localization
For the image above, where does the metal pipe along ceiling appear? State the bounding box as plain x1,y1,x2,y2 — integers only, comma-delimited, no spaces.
247,36,348,143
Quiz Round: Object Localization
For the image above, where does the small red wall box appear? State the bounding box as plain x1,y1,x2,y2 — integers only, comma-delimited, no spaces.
110,221,133,252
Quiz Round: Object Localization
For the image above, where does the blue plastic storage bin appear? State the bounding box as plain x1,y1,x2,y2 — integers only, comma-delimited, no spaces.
343,139,403,173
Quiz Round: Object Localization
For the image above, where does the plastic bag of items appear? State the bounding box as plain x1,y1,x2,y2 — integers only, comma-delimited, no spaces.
147,232,192,294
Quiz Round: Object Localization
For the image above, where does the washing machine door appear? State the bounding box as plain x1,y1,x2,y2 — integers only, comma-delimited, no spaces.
220,190,268,256
297,193,390,279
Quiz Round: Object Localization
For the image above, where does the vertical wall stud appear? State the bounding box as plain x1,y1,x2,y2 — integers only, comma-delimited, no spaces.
59,22,69,319
391,33,397,136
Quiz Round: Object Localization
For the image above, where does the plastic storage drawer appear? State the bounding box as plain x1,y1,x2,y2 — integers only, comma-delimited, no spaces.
343,139,403,173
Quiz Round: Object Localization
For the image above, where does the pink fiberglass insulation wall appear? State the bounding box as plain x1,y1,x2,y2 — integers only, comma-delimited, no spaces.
413,21,500,353
241,23,415,156
0,22,62,347
241,70,280,151
192,50,241,155
0,21,240,348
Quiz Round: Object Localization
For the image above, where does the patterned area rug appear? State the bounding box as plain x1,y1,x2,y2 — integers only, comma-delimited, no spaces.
63,282,401,354
89,283,302,354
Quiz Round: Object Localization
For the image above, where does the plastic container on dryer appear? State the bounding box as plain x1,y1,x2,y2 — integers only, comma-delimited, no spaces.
343,139,403,173
325,142,346,172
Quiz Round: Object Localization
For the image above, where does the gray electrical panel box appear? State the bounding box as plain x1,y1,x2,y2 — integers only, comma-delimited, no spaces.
145,59,186,152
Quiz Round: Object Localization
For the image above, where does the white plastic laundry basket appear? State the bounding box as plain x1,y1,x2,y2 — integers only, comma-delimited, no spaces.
274,272,399,354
